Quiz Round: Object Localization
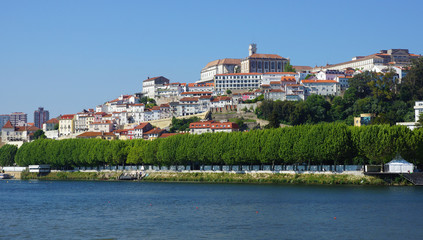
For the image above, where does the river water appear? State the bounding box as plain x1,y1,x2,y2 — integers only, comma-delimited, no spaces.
1,180,422,240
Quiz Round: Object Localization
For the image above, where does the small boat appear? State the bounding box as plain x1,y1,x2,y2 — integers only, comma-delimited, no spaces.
0,173,13,179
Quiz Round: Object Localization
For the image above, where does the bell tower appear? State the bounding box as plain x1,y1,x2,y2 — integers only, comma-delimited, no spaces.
249,43,257,56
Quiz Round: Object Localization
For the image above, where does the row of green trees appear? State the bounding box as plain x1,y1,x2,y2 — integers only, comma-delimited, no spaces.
4,124,423,169
257,58,423,126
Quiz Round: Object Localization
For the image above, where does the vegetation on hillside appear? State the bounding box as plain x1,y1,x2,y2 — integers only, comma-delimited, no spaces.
169,117,200,132
257,58,423,126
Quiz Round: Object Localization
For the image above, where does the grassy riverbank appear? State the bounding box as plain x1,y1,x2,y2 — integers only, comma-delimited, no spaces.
21,171,122,181
21,171,410,185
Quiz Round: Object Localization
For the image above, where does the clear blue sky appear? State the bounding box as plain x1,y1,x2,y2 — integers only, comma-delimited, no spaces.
1,0,422,122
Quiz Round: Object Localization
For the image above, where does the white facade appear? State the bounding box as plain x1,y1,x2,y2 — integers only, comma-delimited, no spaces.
200,58,241,83
142,76,170,99
215,73,262,93
89,122,114,133
301,80,338,96
414,101,423,122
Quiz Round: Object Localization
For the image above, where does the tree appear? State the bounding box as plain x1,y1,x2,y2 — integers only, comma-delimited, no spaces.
0,144,18,166
33,130,47,139
284,61,296,72
400,57,423,102
226,89,232,95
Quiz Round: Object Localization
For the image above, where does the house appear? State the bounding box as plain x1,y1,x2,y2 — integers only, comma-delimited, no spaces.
76,131,117,140
180,91,212,98
129,122,153,139
143,128,166,140
142,76,170,99
189,120,239,134
114,129,130,140
265,89,286,101
43,118,59,132
160,104,172,119
1,120,40,145
210,96,232,108
301,79,339,96
59,114,75,136
88,121,114,133
43,118,59,139
354,113,376,127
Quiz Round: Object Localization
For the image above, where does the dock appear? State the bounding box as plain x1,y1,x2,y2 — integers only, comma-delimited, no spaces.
365,172,423,185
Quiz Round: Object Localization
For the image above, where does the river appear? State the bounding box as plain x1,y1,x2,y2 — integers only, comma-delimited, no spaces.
1,180,422,240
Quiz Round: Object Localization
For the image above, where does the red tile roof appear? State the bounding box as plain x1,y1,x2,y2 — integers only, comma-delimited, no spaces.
16,126,39,132
211,96,231,102
134,122,152,130
61,114,75,120
264,72,296,75
160,104,170,108
2,120,14,129
204,58,241,69
270,81,281,85
143,76,162,82
189,120,215,129
199,95,212,99
302,80,337,83
269,89,285,92
77,132,116,138
215,72,261,76
188,83,214,87
144,128,166,135
151,106,161,110
46,118,59,124
181,91,212,95
180,97,199,102
281,76,296,82
159,133,184,138
248,54,285,60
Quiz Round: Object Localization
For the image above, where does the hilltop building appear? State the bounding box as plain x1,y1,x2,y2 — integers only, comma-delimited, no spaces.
241,44,288,74
315,49,421,72
200,59,241,83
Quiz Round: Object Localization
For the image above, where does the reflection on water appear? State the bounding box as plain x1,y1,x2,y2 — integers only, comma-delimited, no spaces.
1,181,422,240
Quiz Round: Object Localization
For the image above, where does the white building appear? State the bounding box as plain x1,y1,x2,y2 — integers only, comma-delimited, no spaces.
142,76,170,99
210,96,232,108
315,49,420,72
189,120,239,134
261,72,298,85
265,89,286,101
1,120,39,144
199,58,241,83
187,82,214,92
88,121,114,133
128,103,145,123
214,73,262,93
301,80,339,96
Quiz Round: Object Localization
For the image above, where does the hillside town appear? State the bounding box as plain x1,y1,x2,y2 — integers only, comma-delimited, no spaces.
1,45,421,147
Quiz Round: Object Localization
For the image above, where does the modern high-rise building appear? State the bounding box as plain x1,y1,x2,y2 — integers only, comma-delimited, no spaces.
0,114,10,131
9,112,27,127
34,107,50,129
